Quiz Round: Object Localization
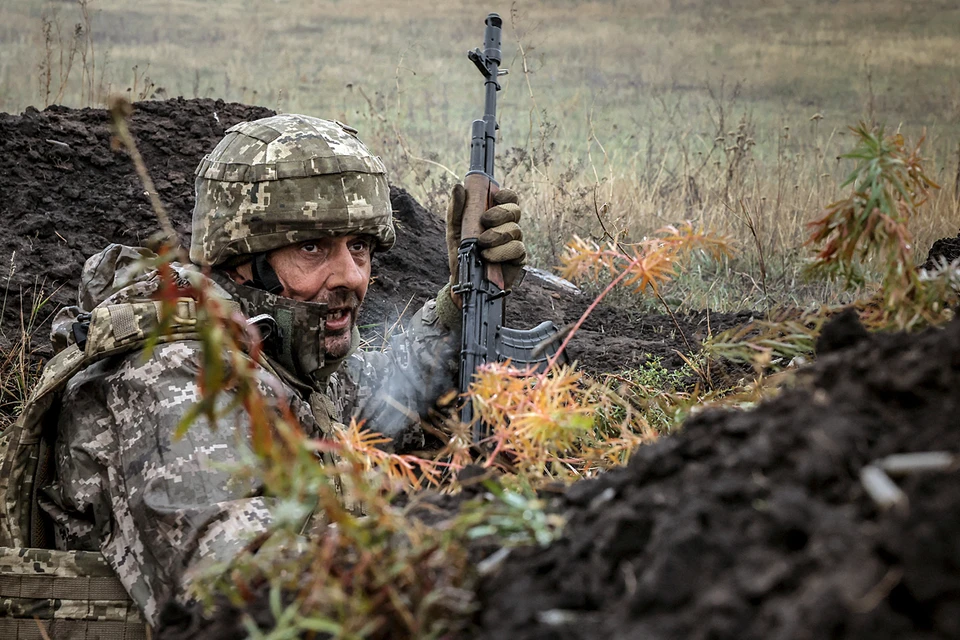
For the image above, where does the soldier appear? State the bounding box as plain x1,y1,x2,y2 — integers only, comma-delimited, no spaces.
14,114,526,628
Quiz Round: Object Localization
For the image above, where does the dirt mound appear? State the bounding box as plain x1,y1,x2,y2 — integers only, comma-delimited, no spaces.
0,98,274,357
0,98,743,381
475,312,960,639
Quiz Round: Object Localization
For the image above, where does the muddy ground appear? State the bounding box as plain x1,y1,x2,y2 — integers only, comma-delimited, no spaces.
4,100,959,639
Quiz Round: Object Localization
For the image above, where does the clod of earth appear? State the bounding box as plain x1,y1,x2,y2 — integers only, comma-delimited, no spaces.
473,310,960,639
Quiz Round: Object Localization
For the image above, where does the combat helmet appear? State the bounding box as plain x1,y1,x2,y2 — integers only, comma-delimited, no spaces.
190,114,395,268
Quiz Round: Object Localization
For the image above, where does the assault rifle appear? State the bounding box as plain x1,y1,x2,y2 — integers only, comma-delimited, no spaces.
455,12,565,443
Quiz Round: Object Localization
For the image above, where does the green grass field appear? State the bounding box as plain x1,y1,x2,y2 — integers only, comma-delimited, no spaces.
2,0,960,311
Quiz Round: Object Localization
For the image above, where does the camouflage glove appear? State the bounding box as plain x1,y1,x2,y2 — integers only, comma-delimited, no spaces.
444,184,526,290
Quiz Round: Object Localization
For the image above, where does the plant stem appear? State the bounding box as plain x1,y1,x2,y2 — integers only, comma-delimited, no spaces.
107,95,182,254
549,264,634,367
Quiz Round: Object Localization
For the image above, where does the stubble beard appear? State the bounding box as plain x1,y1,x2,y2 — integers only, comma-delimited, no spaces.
320,289,362,361
323,316,355,360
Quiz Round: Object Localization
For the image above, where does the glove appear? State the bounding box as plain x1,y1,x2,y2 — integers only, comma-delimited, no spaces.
445,183,527,292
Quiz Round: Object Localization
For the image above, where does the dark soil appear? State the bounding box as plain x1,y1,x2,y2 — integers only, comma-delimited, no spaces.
0,98,273,358
475,311,960,640
0,98,743,378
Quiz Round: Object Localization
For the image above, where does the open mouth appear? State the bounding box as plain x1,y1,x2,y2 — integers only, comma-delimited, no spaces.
326,307,352,330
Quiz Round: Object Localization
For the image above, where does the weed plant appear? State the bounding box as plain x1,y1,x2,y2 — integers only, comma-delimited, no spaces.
0,271,55,432
601,357,695,434
707,123,958,368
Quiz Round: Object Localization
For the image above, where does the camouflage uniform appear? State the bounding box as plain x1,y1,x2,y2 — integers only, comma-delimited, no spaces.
34,116,466,627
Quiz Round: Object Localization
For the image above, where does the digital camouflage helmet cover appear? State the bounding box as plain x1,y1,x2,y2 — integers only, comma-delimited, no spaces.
190,114,395,267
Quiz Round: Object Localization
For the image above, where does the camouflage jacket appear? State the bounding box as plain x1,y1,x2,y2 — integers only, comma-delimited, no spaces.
36,244,460,625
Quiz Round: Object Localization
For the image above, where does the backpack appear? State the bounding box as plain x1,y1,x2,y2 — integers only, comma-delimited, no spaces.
0,295,219,640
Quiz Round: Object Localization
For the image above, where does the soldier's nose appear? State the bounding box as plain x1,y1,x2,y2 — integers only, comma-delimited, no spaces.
324,239,366,293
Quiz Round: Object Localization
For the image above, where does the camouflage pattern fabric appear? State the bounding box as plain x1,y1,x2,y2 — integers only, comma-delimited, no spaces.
0,547,146,639
0,252,233,553
51,244,219,354
38,339,318,623
189,115,395,267
33,244,460,626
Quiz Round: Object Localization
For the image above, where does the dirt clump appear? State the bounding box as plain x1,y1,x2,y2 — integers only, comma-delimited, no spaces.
0,98,274,357
156,305,960,640
474,311,960,639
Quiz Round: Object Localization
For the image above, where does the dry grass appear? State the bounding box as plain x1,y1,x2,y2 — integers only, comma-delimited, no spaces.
1,0,959,310
0,279,55,431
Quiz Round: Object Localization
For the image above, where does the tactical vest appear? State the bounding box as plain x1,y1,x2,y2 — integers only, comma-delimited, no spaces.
0,298,214,640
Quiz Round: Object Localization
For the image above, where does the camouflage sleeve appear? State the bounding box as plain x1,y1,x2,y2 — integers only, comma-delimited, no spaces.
42,340,316,626
342,288,461,451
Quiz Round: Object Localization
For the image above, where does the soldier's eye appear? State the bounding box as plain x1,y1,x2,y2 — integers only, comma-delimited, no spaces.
349,237,372,253
301,242,319,253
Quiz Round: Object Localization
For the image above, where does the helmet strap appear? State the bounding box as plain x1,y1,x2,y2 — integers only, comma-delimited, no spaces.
245,252,285,295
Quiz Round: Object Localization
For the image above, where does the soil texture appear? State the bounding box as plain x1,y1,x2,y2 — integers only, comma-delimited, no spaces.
0,98,273,357
475,311,960,640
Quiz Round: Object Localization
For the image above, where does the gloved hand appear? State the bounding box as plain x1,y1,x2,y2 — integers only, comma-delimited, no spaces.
445,183,526,292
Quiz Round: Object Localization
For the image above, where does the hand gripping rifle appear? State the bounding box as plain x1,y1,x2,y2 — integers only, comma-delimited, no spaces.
455,13,566,443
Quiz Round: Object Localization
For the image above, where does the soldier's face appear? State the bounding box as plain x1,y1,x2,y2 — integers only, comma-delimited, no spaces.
260,235,373,359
